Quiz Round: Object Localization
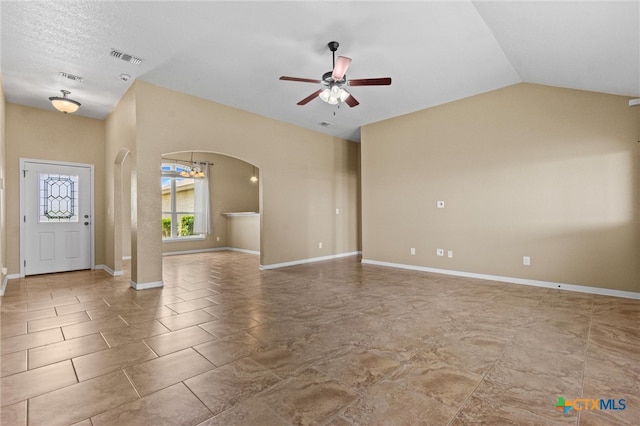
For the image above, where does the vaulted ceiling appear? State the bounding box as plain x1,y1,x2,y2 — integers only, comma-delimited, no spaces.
1,1,638,142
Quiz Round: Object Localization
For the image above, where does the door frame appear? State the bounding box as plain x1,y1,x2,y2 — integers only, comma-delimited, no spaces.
19,158,95,278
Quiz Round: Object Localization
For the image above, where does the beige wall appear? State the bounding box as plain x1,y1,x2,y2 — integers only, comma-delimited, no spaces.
103,81,359,284
5,104,106,275
210,155,260,216
105,87,136,273
0,75,6,287
227,215,260,252
362,83,639,293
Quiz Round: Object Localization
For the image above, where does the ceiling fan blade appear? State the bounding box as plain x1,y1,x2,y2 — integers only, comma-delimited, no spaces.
345,94,360,108
348,77,392,86
297,89,323,105
332,56,352,81
280,76,322,84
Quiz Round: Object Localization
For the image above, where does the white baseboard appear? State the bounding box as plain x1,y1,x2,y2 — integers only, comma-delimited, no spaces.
1,274,24,296
130,280,164,290
94,264,124,277
226,248,260,255
260,251,361,270
162,247,260,257
0,275,7,296
162,247,230,256
361,259,640,300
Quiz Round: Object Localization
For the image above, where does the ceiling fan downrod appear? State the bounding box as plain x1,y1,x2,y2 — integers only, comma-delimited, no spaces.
328,41,339,69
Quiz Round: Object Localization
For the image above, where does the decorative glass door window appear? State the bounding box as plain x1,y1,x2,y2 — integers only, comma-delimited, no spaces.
39,173,79,222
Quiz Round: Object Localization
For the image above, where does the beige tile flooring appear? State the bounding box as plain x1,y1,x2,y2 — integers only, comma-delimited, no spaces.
1,251,638,425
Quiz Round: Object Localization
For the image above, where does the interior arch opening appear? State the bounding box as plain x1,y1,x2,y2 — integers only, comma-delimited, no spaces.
112,147,130,276
156,151,261,263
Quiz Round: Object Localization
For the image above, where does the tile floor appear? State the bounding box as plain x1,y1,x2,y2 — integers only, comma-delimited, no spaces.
1,251,638,425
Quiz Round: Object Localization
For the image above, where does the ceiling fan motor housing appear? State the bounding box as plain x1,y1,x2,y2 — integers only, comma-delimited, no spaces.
322,71,346,85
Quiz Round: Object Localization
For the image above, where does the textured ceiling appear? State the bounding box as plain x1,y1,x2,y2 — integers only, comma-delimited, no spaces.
1,1,638,142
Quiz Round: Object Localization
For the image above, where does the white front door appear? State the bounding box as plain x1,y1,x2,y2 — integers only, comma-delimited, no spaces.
22,160,93,275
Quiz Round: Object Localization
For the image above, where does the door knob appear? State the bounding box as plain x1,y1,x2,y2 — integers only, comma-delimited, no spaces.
84,222,89,225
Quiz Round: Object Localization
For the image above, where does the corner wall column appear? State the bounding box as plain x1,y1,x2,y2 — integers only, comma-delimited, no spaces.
130,151,163,290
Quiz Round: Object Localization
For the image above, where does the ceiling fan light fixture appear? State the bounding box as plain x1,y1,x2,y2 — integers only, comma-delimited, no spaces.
319,85,350,105
49,90,81,113
339,88,351,102
319,88,335,104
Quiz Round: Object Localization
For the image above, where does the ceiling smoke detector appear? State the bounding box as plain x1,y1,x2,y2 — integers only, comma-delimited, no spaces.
110,49,143,65
119,73,131,82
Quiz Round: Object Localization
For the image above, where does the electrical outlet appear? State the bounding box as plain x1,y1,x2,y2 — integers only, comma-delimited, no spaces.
319,242,323,249
216,236,220,242
523,256,531,266
436,248,444,256
437,200,445,208
410,248,416,255
447,250,453,258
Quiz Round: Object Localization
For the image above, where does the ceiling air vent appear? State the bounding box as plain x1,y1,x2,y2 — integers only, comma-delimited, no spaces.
110,49,143,65
59,72,84,82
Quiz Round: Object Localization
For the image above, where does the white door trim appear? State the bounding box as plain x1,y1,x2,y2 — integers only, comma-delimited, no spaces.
19,158,95,278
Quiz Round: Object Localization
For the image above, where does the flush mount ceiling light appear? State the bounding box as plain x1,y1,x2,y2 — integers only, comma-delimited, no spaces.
49,90,81,113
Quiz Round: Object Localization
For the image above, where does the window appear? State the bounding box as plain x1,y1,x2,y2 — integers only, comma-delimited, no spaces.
39,173,80,223
161,163,210,240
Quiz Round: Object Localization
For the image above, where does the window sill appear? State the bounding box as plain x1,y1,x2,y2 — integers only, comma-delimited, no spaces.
162,235,206,243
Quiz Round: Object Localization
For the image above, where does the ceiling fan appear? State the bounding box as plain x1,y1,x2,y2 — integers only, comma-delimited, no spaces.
279,41,392,107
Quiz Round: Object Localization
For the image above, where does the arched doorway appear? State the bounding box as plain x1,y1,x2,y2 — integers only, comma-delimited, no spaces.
159,151,261,260
112,148,130,276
